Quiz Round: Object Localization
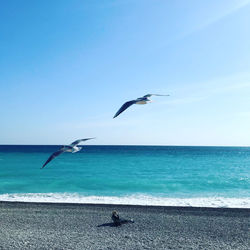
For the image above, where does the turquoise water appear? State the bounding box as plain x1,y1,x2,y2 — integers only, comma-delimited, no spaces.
0,145,249,207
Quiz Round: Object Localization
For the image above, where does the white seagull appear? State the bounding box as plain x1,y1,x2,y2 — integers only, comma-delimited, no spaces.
41,138,95,169
113,94,170,118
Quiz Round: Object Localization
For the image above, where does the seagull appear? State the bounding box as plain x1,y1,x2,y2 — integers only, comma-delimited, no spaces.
41,138,95,169
113,94,170,118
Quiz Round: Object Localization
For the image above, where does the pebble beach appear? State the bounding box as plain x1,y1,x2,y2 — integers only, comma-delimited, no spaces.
0,201,249,249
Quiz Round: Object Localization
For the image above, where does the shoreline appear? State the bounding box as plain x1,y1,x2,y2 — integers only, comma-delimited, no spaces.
0,201,249,249
1,200,250,212
1,193,250,209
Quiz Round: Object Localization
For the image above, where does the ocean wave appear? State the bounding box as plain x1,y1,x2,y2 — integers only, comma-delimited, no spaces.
0,193,250,208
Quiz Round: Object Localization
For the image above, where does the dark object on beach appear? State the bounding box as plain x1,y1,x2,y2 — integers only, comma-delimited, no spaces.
111,210,121,225
111,210,134,226
97,210,134,227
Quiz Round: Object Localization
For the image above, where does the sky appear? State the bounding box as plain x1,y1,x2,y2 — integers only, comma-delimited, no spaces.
0,0,250,146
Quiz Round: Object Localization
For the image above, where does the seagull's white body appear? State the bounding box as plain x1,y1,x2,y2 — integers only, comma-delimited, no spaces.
136,100,148,104
72,146,82,153
63,145,82,153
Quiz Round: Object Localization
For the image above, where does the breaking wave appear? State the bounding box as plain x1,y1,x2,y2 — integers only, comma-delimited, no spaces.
0,193,249,208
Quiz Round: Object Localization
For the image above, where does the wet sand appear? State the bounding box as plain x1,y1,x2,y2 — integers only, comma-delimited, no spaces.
0,201,249,249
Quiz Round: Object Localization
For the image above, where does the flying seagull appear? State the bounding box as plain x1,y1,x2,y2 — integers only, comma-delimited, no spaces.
41,138,95,169
113,94,170,118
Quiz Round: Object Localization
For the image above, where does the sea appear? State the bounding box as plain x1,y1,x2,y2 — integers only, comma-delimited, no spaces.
0,145,249,208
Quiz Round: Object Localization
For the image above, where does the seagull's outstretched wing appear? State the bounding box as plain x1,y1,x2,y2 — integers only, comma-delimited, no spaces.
113,100,136,118
143,94,170,98
41,149,65,169
70,138,95,147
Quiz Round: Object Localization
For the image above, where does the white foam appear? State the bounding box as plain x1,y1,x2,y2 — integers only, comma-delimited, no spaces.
0,193,250,208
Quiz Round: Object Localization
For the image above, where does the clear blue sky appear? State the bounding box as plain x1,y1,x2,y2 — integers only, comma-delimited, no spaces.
1,0,250,146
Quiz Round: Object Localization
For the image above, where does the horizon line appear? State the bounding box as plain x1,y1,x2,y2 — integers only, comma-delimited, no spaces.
1,144,250,147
